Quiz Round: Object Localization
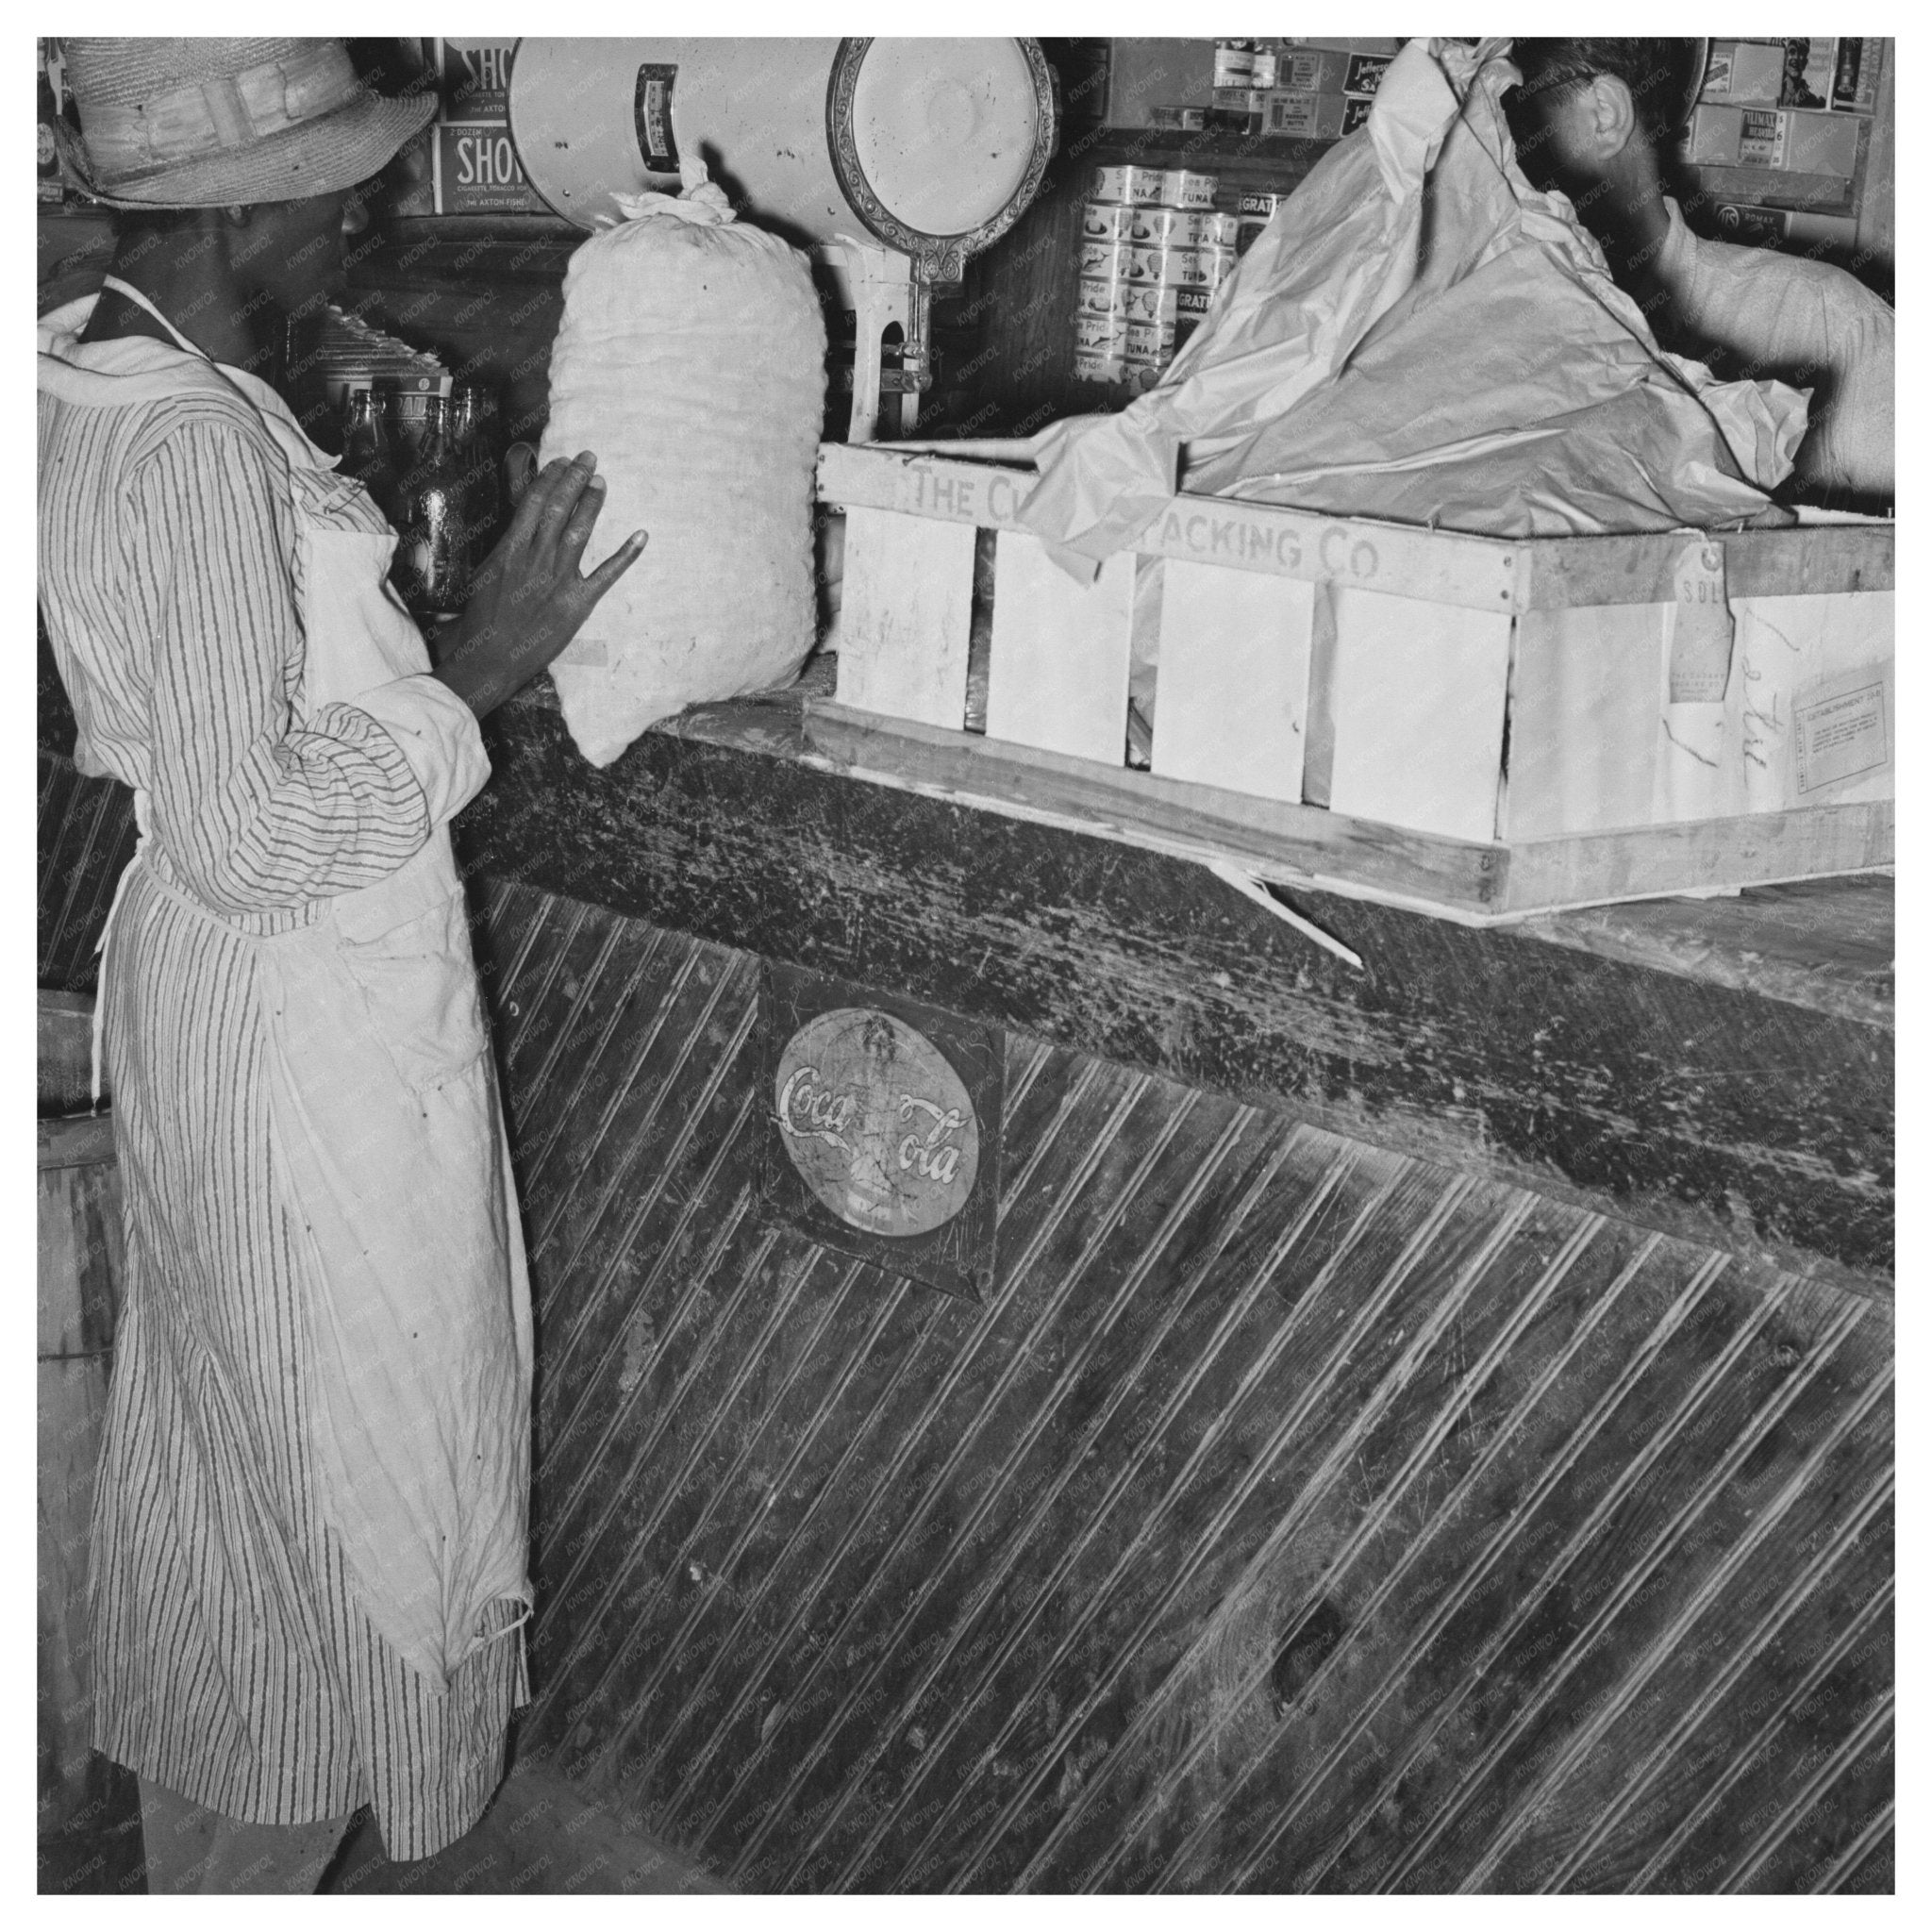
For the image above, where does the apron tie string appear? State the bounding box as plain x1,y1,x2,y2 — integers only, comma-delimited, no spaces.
91,843,143,1109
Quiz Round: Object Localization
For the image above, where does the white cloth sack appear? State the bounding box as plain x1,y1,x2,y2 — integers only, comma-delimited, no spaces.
1017,38,1810,575
542,162,826,765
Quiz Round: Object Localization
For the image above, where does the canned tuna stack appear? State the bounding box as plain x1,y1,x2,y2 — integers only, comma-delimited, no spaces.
1074,165,1235,392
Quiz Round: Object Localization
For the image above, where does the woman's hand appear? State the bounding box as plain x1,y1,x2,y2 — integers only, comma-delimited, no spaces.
432,451,645,719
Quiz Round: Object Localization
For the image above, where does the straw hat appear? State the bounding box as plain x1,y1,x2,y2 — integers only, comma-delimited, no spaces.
53,38,435,208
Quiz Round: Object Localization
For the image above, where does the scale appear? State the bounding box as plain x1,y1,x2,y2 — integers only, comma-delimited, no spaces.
508,38,1058,441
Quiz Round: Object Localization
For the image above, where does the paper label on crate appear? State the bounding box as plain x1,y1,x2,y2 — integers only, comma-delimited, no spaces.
1794,670,1890,793
1666,541,1735,703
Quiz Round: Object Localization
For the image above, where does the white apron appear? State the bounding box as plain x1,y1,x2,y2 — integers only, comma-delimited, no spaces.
92,279,532,1689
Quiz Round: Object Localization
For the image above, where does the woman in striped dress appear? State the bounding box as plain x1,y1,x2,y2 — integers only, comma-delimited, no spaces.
37,40,644,1890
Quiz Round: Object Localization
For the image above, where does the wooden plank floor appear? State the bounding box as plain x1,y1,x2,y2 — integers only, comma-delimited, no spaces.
321,1757,723,1895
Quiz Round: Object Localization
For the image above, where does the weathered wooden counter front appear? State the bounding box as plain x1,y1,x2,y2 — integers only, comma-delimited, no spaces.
37,675,1893,1892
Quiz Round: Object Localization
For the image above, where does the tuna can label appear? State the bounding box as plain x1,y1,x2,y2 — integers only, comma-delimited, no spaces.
1121,281,1179,324
1158,168,1219,209
1078,239,1133,278
1130,206,1199,245
1238,190,1291,221
1197,211,1241,248
1124,319,1176,361
1199,245,1239,289
1093,163,1164,205
1073,350,1127,384
1174,286,1213,318
1081,201,1135,239
1076,275,1131,316
1126,245,1205,286
1126,244,1199,284
1074,312,1126,353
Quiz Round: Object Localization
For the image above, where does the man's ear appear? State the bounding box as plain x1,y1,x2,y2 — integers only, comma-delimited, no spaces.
1587,75,1641,162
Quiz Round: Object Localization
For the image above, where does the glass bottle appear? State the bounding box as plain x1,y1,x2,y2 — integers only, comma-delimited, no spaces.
389,393,471,617
450,387,504,572
341,390,396,513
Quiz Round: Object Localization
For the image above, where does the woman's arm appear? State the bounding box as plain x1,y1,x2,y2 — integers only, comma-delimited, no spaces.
130,415,454,915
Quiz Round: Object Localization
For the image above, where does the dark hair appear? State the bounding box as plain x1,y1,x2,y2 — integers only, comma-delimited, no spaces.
108,204,214,240
1509,39,1702,147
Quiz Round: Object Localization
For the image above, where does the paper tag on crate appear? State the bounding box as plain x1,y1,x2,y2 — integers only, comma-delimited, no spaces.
1666,540,1735,704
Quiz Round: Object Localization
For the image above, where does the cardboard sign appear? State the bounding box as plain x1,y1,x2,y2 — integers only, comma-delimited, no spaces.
437,40,514,122
759,966,1002,1303
432,124,547,215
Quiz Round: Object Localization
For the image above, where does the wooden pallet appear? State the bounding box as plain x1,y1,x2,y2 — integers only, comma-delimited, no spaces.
817,443,1894,922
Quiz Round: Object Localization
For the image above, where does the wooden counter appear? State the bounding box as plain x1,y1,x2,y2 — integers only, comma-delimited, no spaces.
36,663,1894,1893
453,676,1892,1296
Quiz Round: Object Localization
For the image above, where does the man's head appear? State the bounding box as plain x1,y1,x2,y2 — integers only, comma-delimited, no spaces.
1505,39,1702,203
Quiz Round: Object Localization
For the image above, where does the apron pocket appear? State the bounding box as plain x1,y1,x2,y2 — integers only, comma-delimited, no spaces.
332,886,491,1092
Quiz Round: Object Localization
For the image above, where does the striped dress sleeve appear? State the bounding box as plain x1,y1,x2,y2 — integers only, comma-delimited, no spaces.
126,413,440,917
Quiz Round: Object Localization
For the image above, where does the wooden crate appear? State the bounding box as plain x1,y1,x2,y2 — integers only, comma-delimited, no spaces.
814,444,1893,923
38,1108,122,1841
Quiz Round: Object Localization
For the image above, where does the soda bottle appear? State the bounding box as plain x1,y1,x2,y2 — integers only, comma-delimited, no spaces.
389,393,471,617
450,387,504,571
341,390,395,513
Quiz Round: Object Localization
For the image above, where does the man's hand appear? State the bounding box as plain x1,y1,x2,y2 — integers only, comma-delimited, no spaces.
432,451,646,719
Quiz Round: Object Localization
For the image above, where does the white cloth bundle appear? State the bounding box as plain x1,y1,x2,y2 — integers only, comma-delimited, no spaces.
541,162,826,765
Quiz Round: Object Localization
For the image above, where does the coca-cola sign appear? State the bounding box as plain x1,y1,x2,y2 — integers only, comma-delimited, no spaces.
760,967,1002,1302
774,1009,980,1237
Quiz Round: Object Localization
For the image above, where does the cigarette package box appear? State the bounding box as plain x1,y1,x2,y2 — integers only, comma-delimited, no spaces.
1265,91,1345,141
1700,38,1878,115
1712,202,1859,252
1784,109,1861,177
1686,102,1860,177
391,122,548,216
381,39,547,215
1273,44,1348,94
1294,38,1401,55
433,40,515,122
1686,105,1781,169
1700,41,1788,106
1104,39,1217,127
1212,86,1268,118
